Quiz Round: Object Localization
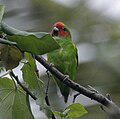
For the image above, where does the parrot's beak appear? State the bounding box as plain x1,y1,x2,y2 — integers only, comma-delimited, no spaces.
52,26,59,36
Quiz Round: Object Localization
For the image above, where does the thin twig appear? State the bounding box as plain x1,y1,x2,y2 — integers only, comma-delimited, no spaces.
35,55,120,119
45,71,51,105
10,71,37,100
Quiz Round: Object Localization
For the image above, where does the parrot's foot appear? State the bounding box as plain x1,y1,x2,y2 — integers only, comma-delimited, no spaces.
106,93,112,101
73,93,81,103
88,85,99,94
63,75,69,82
46,63,54,73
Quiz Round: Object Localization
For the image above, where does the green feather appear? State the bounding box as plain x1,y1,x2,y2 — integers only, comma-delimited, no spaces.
47,30,78,103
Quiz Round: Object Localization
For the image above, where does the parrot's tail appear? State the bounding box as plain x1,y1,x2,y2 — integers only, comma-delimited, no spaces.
55,76,70,103
58,82,70,103
63,93,69,103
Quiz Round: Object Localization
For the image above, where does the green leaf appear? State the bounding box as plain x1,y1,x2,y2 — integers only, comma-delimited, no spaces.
0,4,4,24
0,77,34,119
0,44,23,70
1,22,60,55
21,53,53,118
64,103,87,119
21,53,45,107
53,111,65,118
26,93,34,117
53,103,87,119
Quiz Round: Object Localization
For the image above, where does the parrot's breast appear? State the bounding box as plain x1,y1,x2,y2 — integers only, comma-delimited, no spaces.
47,39,77,80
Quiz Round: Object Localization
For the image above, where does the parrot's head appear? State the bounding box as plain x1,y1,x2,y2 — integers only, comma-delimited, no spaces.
51,22,71,38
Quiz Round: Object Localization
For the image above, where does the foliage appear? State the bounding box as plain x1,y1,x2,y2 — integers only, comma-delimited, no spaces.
1,22,60,55
54,103,87,119
0,44,23,70
0,77,34,119
0,4,87,119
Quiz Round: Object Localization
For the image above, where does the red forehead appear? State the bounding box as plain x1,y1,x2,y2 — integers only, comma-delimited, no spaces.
54,22,65,28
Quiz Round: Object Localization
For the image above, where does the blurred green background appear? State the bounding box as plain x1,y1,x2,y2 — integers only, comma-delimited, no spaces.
1,0,120,118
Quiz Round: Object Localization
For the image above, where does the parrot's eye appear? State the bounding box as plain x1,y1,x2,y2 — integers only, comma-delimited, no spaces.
62,27,66,31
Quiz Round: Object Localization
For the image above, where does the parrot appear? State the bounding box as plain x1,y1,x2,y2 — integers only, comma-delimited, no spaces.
47,22,78,103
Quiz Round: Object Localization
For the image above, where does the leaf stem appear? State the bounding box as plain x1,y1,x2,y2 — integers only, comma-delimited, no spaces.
10,72,17,89
10,70,37,100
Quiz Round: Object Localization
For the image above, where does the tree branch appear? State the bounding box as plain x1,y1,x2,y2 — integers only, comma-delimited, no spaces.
10,71,37,100
35,55,120,119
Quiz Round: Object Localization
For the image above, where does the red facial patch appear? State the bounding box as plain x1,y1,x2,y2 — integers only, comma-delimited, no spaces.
52,22,69,37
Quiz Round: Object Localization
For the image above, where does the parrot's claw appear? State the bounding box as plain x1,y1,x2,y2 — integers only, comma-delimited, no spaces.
63,75,69,82
106,93,112,101
46,63,54,73
49,63,55,67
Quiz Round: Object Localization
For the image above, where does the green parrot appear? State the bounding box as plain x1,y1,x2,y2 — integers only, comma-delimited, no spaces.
47,22,78,103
